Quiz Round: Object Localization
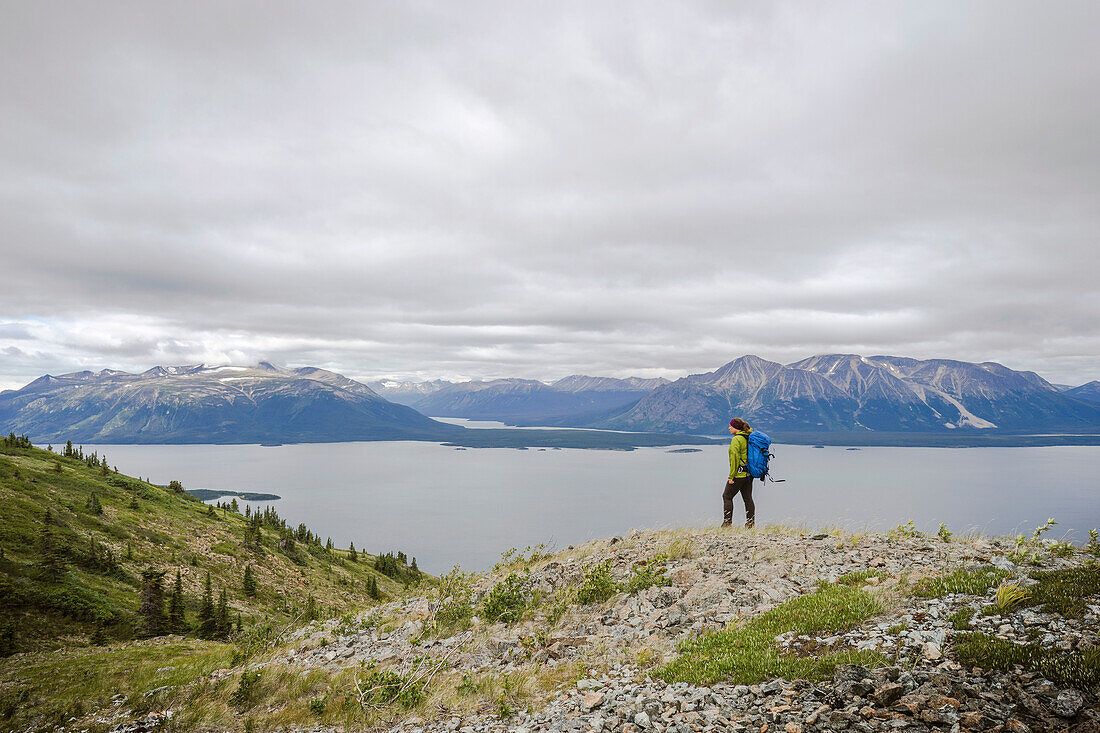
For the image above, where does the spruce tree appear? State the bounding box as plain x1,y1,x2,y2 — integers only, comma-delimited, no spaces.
242,565,257,597
197,572,216,638
306,594,317,621
168,569,186,631
38,509,68,582
215,587,230,638
138,569,166,637
411,557,418,572
348,542,358,562
87,493,103,515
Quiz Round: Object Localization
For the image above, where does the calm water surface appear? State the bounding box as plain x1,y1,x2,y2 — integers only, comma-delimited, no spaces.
86,439,1100,573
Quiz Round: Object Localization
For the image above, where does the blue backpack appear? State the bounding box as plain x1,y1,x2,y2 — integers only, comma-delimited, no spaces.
741,430,780,482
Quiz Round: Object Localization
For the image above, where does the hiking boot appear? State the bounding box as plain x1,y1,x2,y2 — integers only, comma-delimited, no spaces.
720,521,732,528
745,519,755,529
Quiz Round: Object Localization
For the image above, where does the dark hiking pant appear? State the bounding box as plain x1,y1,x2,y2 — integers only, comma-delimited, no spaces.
723,477,755,527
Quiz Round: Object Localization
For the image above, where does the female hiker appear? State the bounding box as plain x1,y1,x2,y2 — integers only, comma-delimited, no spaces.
723,417,755,528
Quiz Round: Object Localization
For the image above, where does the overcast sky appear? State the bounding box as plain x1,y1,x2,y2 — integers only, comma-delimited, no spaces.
1,1,1098,391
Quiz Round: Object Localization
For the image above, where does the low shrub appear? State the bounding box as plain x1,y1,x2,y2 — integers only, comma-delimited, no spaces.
493,544,551,573
1086,529,1100,558
887,520,923,540
434,566,477,628
1049,542,1076,558
355,664,424,708
481,573,530,624
624,556,671,594
575,561,620,605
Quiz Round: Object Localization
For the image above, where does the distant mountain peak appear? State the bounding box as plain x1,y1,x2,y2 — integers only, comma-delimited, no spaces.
550,375,669,393
1065,380,1100,404
0,363,453,444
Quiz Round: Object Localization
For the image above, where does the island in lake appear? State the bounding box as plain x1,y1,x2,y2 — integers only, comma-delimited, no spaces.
186,489,282,502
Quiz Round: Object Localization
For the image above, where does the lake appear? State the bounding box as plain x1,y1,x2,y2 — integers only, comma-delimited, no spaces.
85,437,1100,574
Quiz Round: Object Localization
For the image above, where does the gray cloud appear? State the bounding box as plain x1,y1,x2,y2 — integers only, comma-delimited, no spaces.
1,1,1098,391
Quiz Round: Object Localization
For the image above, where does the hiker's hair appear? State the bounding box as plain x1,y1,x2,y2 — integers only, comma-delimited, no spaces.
731,417,750,432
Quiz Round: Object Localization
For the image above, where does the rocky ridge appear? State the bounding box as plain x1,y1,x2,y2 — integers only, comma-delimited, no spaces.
258,527,1100,733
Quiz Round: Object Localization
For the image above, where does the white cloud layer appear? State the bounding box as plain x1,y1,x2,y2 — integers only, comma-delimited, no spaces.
1,1,1098,390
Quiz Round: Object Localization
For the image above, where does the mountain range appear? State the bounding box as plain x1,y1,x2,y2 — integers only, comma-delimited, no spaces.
3,356,1097,445
600,354,1100,434
366,378,454,406
389,354,1100,435
408,375,668,425
0,363,456,444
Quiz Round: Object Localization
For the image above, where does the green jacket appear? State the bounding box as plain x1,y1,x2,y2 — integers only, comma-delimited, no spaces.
729,429,752,480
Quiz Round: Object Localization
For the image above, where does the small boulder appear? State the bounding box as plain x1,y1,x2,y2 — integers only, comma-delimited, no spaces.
581,692,605,712
1051,689,1084,718
834,664,873,683
871,682,905,708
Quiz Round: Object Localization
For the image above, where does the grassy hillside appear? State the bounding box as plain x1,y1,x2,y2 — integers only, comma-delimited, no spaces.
0,434,422,655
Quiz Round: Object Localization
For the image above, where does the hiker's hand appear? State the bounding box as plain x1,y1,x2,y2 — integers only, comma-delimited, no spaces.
727,479,734,484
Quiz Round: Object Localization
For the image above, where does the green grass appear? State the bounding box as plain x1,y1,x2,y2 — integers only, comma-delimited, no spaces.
837,569,885,586
211,541,238,556
655,583,887,685
953,633,1100,689
0,638,235,730
948,608,974,630
913,566,1010,598
1023,566,1100,617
